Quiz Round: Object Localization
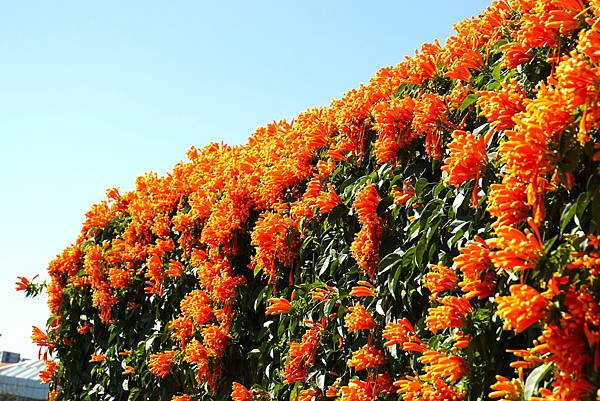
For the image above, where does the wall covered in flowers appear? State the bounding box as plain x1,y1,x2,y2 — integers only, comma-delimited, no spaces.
19,0,600,400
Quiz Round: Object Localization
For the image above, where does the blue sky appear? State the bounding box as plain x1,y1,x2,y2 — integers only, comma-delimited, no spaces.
0,0,490,359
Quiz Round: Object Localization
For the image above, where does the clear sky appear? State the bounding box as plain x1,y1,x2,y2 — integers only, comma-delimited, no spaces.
0,0,490,359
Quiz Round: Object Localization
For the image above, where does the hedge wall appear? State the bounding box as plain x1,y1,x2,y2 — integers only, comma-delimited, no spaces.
19,0,600,400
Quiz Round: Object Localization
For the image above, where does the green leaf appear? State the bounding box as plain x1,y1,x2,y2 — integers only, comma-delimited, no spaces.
560,202,577,234
458,94,478,112
524,363,553,400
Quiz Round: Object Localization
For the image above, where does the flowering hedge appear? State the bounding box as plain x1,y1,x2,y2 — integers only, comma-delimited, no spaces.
19,0,600,400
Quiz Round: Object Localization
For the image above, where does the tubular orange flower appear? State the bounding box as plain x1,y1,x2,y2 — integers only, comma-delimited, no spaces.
77,322,92,335
122,365,135,376
382,319,427,352
350,222,382,279
371,95,416,164
412,93,448,137
488,221,544,272
39,359,58,384
344,304,376,332
353,182,381,225
453,240,496,300
347,345,385,371
423,263,457,299
282,326,321,384
249,212,299,283
180,289,214,326
325,381,340,398
489,375,523,400
166,260,184,278
425,296,472,333
202,324,229,357
310,286,337,302
149,350,176,378
337,379,374,401
170,317,196,347
477,80,526,131
391,181,414,205
487,176,530,229
349,281,375,298
31,326,52,348
315,184,341,214
266,297,292,315
297,388,317,401
89,353,107,363
231,382,252,401
15,276,31,292
144,254,164,296
445,48,484,81
420,350,467,382
395,375,464,401
184,339,210,382
108,268,130,289
495,284,549,332
171,395,192,401
441,130,487,187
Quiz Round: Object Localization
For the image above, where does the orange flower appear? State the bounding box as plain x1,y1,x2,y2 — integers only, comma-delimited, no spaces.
184,339,210,382
488,220,544,272
347,345,385,371
412,93,448,137
495,284,549,332
144,254,164,296
31,326,52,348
350,223,383,278
423,264,457,299
315,184,341,214
477,81,526,131
441,130,487,187
395,375,464,401
180,289,214,326
337,379,374,401
487,176,530,229
170,317,196,347
282,326,321,384
15,276,33,292
325,381,340,398
391,181,414,205
122,365,135,376
425,296,472,333
89,353,107,363
108,268,130,289
420,350,467,382
202,324,229,357
297,388,317,401
352,182,381,225
382,319,427,353
445,49,484,81
149,350,175,378
250,212,299,283
453,240,496,300
371,96,416,164
310,286,337,301
489,375,522,400
171,395,192,401
39,359,58,384
166,260,184,278
77,322,92,335
349,281,375,298
344,304,376,332
231,382,252,401
266,297,292,315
